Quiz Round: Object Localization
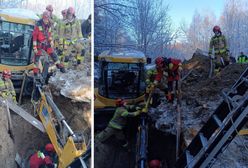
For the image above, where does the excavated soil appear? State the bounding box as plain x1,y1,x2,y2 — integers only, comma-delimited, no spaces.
0,98,49,168
151,50,248,167
0,105,16,168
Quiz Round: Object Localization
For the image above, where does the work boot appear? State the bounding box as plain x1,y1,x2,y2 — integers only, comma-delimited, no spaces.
56,63,66,73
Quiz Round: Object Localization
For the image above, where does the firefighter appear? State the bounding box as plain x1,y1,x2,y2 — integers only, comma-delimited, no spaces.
57,9,68,57
96,98,141,146
45,5,59,33
63,7,84,66
29,143,56,168
153,57,182,103
81,14,91,38
237,52,248,63
209,26,230,73
146,69,157,86
32,11,65,75
0,69,16,103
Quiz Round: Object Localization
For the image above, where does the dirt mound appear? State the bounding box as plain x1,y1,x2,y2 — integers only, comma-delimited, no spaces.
49,67,91,103
53,95,91,145
151,49,248,167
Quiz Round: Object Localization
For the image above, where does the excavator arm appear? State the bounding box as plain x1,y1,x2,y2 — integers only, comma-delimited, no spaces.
33,79,90,168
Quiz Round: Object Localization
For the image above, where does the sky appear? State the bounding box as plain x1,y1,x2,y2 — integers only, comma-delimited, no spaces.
0,0,91,19
166,0,226,28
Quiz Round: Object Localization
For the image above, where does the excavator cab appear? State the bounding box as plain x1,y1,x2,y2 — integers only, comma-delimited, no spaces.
0,8,39,96
0,20,33,65
94,49,148,129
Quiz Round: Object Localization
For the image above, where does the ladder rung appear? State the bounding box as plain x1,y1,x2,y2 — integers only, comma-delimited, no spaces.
242,77,248,84
221,91,238,108
186,150,194,168
199,133,208,149
213,114,222,127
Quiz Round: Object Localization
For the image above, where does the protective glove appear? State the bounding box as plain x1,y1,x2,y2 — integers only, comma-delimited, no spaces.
178,63,183,72
153,80,158,86
150,84,155,91
33,46,38,54
50,40,54,48
178,66,183,72
37,151,45,159
169,63,174,70
64,56,70,62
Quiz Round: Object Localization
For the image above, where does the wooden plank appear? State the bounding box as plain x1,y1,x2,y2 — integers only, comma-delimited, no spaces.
0,98,45,133
238,129,248,135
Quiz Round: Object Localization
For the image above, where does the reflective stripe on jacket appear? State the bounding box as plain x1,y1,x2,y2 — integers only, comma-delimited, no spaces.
209,35,228,55
108,106,140,129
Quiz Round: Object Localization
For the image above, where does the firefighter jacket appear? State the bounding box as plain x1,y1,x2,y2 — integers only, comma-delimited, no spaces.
108,106,141,130
64,18,82,42
0,78,16,102
155,58,182,82
32,20,52,50
57,19,68,44
209,34,228,56
146,69,157,85
238,54,248,63
29,151,53,168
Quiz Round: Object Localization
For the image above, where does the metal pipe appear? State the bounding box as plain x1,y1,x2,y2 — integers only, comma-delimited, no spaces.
62,120,76,138
138,114,147,168
45,94,65,121
79,157,87,168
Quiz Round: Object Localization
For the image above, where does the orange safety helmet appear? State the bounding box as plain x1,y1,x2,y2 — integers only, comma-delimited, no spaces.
67,7,75,15
116,98,125,107
42,11,50,20
213,25,221,33
148,159,161,168
46,5,53,13
45,143,55,153
2,69,11,79
155,57,164,68
61,9,67,15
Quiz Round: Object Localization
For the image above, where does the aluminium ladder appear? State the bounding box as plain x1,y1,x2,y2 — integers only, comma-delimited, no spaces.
176,67,248,168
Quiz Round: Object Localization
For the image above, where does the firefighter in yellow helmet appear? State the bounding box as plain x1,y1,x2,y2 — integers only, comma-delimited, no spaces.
96,98,141,147
0,69,16,103
209,25,230,73
63,6,83,67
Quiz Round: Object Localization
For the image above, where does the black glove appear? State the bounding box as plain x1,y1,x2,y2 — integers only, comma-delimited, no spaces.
64,56,70,62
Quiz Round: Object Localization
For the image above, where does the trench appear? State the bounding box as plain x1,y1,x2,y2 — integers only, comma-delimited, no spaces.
0,92,91,167
94,110,185,168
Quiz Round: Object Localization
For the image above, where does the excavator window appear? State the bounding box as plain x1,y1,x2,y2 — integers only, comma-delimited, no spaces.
98,62,146,99
0,21,33,66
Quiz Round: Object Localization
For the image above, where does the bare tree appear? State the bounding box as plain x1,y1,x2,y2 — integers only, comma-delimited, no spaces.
128,0,174,57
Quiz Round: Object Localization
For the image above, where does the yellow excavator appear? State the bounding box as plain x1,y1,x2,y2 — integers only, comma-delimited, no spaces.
0,8,37,96
94,48,150,129
32,75,90,168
